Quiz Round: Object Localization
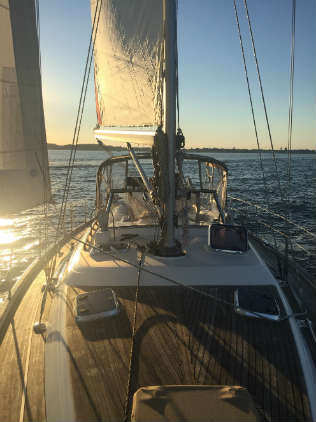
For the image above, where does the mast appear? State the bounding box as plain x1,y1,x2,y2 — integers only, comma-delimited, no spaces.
162,0,178,252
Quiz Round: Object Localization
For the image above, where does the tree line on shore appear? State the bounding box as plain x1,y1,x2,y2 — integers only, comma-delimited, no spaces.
47,143,315,154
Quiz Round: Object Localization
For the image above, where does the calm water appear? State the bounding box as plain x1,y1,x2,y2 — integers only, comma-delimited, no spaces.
0,150,315,289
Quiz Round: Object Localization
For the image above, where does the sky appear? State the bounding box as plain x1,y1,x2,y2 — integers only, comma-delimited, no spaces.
39,0,315,149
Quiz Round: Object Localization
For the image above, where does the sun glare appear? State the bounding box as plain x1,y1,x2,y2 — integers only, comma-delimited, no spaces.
0,219,17,245
0,218,14,228
0,230,17,245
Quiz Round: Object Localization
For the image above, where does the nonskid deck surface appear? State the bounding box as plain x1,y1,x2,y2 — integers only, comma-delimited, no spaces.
65,284,310,421
67,225,277,287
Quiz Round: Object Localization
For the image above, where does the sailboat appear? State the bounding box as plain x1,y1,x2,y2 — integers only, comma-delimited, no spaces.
0,0,315,421
0,0,50,213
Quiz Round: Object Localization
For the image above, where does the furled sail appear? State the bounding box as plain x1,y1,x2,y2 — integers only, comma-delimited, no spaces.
0,0,50,213
91,0,164,144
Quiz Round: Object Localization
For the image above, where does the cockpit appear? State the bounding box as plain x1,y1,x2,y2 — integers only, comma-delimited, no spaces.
96,151,228,230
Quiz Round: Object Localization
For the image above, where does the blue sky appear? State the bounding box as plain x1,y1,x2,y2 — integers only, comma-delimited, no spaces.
39,0,315,149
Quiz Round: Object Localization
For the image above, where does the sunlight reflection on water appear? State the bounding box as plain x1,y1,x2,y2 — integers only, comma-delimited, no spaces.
0,150,314,286
0,218,18,245
0,218,14,228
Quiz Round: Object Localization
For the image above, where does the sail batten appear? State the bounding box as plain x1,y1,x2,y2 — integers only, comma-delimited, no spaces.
91,0,164,129
0,0,50,213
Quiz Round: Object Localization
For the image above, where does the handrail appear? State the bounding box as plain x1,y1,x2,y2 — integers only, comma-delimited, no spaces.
96,151,228,182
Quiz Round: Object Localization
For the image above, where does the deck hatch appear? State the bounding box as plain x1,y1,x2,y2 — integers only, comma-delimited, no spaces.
209,224,248,252
74,288,119,323
234,287,281,321
131,385,261,421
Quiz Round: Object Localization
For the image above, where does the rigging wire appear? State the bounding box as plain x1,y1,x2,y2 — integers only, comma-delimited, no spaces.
284,0,297,278
228,195,315,239
124,249,145,421
242,0,284,201
233,0,268,200
48,0,103,282
35,0,49,271
287,0,296,203
253,219,314,258
56,0,103,238
175,0,180,130
233,0,278,250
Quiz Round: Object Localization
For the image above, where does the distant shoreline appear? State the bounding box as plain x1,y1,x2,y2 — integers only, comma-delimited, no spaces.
47,143,315,154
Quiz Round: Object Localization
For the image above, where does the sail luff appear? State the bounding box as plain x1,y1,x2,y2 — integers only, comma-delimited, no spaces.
0,0,50,213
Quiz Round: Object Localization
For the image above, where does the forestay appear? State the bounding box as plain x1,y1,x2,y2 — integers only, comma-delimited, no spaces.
91,0,164,144
0,0,50,213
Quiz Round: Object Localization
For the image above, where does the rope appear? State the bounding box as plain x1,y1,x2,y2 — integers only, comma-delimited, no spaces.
243,0,284,201
124,250,145,421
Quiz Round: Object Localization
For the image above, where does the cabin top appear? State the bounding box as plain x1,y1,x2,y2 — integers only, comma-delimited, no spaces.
65,226,277,288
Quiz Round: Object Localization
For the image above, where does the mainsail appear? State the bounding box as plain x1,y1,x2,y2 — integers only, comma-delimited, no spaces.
0,0,50,213
91,0,164,144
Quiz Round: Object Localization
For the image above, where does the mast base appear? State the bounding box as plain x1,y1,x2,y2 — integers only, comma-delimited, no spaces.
148,239,185,257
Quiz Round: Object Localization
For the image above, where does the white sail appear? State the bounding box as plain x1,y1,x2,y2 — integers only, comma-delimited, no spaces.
91,0,164,143
0,0,50,213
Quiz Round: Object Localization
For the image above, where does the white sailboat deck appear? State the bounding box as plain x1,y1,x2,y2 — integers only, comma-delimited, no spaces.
65,226,277,288
49,226,312,421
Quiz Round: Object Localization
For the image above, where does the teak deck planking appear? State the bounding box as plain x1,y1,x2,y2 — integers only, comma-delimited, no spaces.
0,271,52,422
66,285,311,421
0,244,312,422
0,239,75,422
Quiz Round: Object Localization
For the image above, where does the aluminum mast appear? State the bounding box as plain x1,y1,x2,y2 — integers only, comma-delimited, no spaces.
162,0,178,252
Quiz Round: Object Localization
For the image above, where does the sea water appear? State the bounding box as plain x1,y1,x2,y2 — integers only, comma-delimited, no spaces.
0,150,315,289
